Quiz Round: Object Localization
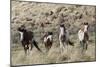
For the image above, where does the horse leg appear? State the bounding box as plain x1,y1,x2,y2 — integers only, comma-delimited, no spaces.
60,41,64,53
45,43,49,52
26,44,30,55
83,40,88,51
30,43,33,50
84,32,89,50
65,40,68,46
22,42,27,55
63,42,66,49
49,43,52,50
48,42,52,51
29,41,33,51
47,45,50,51
48,44,51,51
24,44,29,55
24,45,27,55
80,41,84,52
85,41,88,50
86,36,89,50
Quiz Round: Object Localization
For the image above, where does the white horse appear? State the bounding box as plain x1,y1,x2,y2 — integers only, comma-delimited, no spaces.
59,24,74,52
78,23,89,51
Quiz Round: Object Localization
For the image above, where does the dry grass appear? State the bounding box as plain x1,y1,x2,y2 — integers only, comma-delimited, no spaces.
11,1,96,66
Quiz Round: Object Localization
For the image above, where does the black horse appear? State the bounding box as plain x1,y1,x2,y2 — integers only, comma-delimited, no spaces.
18,25,42,54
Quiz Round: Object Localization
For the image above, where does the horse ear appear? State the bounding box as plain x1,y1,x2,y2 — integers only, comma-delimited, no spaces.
83,22,88,25
50,32,53,35
48,32,53,35
86,22,88,25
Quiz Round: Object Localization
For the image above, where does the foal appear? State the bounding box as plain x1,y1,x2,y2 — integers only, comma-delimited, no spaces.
43,32,53,52
59,24,74,52
78,23,89,51
18,25,41,54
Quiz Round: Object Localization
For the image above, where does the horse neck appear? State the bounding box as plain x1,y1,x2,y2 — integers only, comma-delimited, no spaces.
60,27,66,35
47,35,52,41
19,31,24,41
84,25,88,32
22,30,28,37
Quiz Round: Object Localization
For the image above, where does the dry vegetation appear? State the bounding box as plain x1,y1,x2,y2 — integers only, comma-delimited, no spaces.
11,1,96,66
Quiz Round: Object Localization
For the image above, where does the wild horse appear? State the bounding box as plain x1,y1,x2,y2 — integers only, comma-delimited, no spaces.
18,25,42,55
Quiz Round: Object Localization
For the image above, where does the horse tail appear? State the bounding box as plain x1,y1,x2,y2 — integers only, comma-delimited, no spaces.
33,40,42,52
68,40,74,46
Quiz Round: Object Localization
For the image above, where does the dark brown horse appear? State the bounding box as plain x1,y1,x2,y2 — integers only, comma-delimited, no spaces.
18,25,42,54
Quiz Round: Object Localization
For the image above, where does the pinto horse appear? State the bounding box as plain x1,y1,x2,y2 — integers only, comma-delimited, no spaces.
59,24,74,52
18,25,42,54
42,32,53,52
78,22,89,51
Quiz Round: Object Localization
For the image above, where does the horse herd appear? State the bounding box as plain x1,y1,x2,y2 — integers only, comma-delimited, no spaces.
17,22,89,55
